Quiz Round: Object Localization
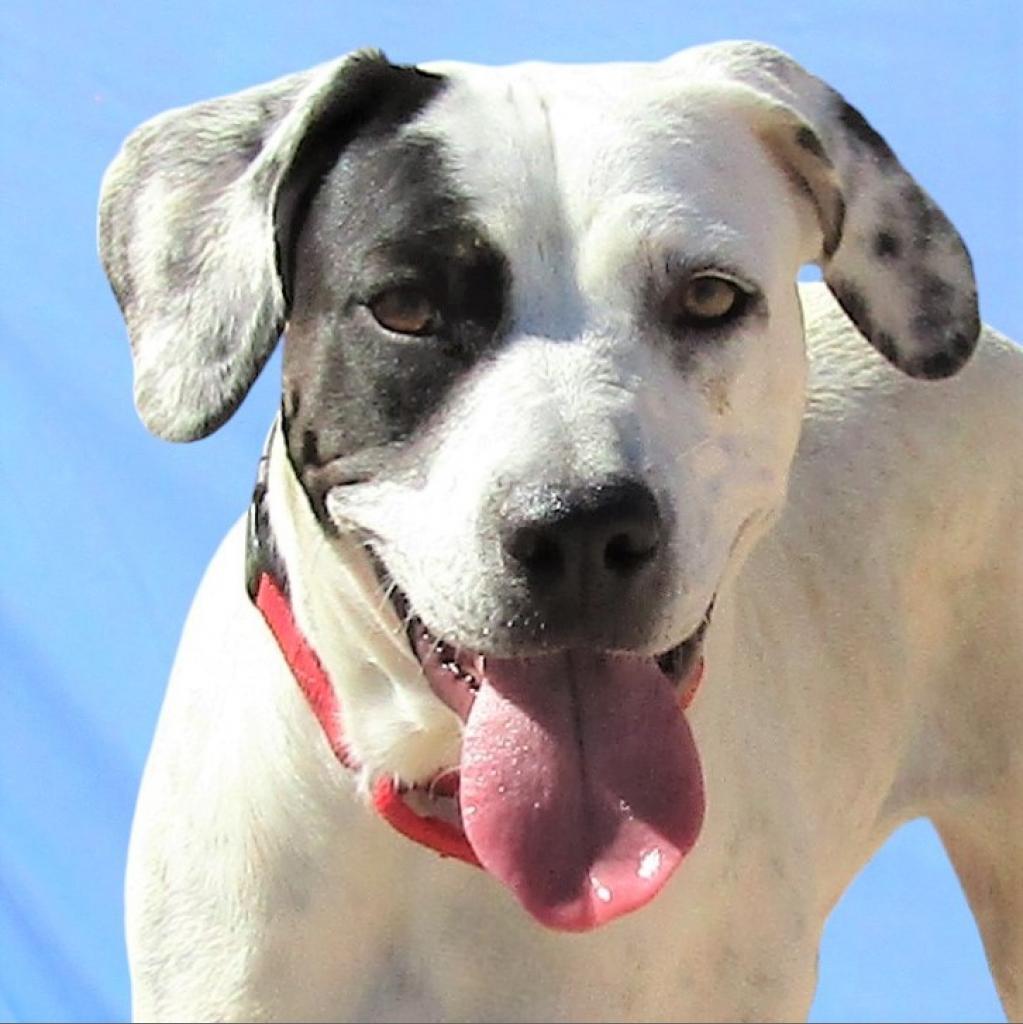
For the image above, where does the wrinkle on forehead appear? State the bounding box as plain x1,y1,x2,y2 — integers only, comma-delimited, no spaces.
417,72,570,241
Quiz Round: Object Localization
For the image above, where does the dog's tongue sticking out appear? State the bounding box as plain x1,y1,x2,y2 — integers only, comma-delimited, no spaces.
459,652,704,930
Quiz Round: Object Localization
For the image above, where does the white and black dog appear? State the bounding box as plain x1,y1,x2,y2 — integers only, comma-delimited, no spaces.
99,41,1023,1022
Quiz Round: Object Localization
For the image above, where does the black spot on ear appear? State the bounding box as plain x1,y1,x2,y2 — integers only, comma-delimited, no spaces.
903,327,977,380
953,331,975,357
874,330,898,363
821,213,844,259
902,183,948,251
920,273,953,306
873,230,901,260
782,124,843,257
795,125,829,164
915,350,958,379
302,428,320,466
820,203,844,259
837,100,895,164
830,278,875,339
911,273,955,340
777,161,844,260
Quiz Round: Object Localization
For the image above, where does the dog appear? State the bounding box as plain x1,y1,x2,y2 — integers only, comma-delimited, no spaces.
98,40,1023,1022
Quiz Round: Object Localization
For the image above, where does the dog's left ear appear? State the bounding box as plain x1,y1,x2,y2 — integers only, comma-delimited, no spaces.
99,51,443,441
676,41,980,378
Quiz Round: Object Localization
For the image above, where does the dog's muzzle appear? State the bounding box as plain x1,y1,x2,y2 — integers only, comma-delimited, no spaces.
251,418,715,930
354,475,716,930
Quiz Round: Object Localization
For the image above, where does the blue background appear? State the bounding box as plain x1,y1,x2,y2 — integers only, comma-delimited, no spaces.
2,2,1020,1020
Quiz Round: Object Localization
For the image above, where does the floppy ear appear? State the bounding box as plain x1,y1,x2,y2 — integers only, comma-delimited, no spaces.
675,41,980,378
98,51,444,441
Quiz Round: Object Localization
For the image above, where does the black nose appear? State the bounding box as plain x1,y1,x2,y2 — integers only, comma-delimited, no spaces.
500,479,663,611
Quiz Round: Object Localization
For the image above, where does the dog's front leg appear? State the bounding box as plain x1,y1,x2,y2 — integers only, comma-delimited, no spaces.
935,800,1023,1021
124,520,408,1022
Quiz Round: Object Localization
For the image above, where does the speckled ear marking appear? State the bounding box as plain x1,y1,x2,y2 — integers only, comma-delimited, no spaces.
685,41,980,379
873,231,901,260
836,100,896,164
98,52,446,440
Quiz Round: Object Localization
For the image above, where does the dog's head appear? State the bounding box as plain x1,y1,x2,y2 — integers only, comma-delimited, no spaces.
100,41,978,930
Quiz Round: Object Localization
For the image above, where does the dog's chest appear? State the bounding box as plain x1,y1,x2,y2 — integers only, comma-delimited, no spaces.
246,793,809,1023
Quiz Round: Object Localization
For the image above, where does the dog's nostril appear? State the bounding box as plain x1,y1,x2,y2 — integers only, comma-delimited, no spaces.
604,527,658,574
507,527,564,576
500,478,663,591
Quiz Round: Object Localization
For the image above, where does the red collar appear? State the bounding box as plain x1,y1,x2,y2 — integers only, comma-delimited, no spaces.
255,569,704,867
254,570,481,868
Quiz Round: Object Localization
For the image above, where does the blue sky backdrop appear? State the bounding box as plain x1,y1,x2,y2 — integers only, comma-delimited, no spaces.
2,2,1020,1021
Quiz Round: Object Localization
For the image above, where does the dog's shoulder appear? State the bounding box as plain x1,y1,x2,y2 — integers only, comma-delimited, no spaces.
798,281,1023,469
785,282,1023,604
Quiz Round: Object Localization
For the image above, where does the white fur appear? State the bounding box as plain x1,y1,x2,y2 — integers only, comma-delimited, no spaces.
128,291,1023,1021
120,48,1021,1023
334,68,813,657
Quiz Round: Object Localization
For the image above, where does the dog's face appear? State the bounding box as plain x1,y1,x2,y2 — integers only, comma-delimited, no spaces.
99,42,978,930
285,62,814,663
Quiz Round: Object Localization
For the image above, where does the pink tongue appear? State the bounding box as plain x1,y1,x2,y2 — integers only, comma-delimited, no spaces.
459,651,704,931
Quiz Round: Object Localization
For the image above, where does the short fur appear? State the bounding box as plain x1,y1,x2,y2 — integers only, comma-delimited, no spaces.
99,41,1021,1022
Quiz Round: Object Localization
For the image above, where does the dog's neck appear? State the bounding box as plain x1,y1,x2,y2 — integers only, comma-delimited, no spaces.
254,417,464,786
245,418,481,863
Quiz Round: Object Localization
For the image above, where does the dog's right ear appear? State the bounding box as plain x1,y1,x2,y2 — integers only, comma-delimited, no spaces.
98,52,444,441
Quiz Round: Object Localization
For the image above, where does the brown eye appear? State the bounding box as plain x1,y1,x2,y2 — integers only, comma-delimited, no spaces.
669,274,746,328
368,286,438,336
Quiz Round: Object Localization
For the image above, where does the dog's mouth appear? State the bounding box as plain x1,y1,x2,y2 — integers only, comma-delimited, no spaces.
389,583,711,931
407,609,711,724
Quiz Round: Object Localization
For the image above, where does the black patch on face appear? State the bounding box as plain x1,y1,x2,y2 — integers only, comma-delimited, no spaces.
873,230,901,260
836,99,896,164
274,53,448,306
279,81,510,522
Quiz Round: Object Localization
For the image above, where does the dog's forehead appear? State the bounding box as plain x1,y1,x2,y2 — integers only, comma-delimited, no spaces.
410,58,800,296
415,59,742,206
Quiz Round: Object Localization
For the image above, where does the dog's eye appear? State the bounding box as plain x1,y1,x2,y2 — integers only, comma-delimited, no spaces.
668,274,748,329
368,286,439,336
